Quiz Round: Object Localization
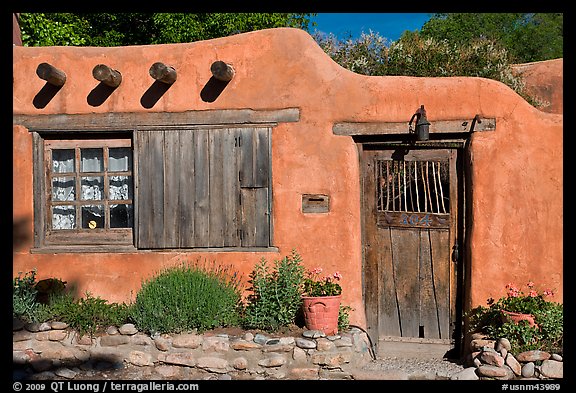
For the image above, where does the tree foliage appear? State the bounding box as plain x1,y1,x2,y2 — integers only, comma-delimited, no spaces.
18,13,315,47
419,13,563,63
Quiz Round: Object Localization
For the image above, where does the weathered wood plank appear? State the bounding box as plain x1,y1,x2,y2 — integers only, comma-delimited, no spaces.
239,128,254,188
193,130,210,247
419,229,440,339
163,131,180,247
430,229,451,339
378,226,401,338
222,128,240,246
178,129,195,247
391,228,420,338
241,188,269,247
333,118,496,136
14,108,300,130
209,129,225,247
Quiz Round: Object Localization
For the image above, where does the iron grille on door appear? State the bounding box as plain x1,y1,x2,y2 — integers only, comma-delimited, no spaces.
376,160,450,214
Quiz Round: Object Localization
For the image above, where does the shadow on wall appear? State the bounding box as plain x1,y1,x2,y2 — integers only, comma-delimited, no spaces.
13,216,32,250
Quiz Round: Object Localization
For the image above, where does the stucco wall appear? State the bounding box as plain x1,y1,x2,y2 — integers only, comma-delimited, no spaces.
13,28,563,329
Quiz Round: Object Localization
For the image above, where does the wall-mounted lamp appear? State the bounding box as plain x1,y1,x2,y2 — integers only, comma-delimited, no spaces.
408,105,431,141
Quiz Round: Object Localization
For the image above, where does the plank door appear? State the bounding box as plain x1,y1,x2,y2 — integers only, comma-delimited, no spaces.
362,147,459,347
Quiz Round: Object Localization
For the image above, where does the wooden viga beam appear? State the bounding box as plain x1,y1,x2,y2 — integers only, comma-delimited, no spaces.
92,64,122,87
210,61,235,82
36,63,67,87
149,62,177,84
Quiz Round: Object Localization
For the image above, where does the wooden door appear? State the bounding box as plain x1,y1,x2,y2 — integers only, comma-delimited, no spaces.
362,146,460,350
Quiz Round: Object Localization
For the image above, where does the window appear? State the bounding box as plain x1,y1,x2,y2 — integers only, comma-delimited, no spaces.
42,135,134,246
34,126,273,251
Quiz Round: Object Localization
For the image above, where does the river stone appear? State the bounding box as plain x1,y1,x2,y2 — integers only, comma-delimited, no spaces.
540,359,563,379
521,362,535,378
476,365,508,378
505,353,522,376
450,367,480,380
295,337,317,349
516,350,550,362
119,324,138,335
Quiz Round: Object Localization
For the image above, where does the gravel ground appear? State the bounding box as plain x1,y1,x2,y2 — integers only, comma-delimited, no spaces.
354,356,467,380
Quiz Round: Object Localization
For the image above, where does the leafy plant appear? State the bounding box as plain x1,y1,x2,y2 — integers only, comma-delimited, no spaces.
242,250,305,332
303,267,342,297
13,269,41,323
338,304,352,331
467,281,563,354
131,259,244,335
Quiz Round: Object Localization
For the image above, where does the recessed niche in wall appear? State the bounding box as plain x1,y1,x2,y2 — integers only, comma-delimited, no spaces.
302,194,330,213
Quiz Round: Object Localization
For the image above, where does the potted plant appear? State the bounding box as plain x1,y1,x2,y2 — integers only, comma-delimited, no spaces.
466,281,563,354
301,267,342,335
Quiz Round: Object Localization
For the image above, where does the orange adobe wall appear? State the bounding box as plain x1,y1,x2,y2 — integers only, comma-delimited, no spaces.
13,28,562,329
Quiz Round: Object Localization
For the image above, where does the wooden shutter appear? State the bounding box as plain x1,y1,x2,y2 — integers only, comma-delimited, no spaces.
136,126,271,249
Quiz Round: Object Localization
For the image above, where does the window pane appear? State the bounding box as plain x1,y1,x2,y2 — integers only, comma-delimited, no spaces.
109,147,132,172
109,175,132,200
110,204,133,228
81,148,103,172
52,205,76,229
81,205,104,229
52,177,75,201
52,149,75,173
81,176,104,200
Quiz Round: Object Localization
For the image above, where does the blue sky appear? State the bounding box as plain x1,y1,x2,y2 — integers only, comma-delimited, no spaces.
310,13,433,41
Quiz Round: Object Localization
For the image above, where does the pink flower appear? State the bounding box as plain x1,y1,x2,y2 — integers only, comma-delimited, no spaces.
543,289,555,297
528,290,538,297
311,267,323,275
333,271,342,281
526,281,535,288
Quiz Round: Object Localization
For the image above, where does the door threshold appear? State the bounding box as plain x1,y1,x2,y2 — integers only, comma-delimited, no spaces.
377,336,454,359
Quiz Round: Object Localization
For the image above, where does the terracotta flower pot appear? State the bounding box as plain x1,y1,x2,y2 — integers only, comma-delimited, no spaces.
301,295,341,335
501,310,539,328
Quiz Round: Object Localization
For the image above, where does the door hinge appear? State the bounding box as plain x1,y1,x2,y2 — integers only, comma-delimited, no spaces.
452,244,459,263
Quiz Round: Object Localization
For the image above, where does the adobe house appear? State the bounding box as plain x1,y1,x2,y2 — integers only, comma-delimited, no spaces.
13,28,562,357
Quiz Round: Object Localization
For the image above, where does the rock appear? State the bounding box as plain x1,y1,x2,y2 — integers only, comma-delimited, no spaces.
289,367,319,380
292,346,307,362
48,330,68,341
153,336,170,351
171,333,202,349
106,326,119,335
470,339,495,351
505,353,522,376
100,335,129,346
119,324,138,335
521,362,535,378
196,356,229,373
295,337,317,349
302,330,325,339
258,355,286,368
202,336,230,352
516,350,551,362
480,350,504,367
450,367,480,380
13,318,25,331
128,350,154,367
50,321,68,330
229,340,261,351
496,338,511,352
55,367,77,379
253,333,270,345
316,338,336,351
550,353,563,361
39,322,52,332
155,365,182,378
476,365,508,378
540,359,563,379
231,357,248,370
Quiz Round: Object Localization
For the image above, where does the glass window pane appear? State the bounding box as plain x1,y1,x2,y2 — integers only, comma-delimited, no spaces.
81,205,104,229
52,149,75,173
81,176,104,200
52,177,75,201
109,175,132,200
52,205,76,229
109,147,132,172
110,204,133,228
81,148,103,172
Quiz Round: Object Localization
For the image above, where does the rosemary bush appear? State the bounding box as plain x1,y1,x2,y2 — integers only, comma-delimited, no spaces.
13,269,42,323
131,260,244,334
242,250,305,332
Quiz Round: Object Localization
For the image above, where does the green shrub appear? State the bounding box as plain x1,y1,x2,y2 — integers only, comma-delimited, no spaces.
338,304,353,332
13,269,42,323
242,250,305,332
43,290,132,337
131,260,243,335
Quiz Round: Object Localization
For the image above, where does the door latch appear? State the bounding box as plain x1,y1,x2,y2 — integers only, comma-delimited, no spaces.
452,244,459,263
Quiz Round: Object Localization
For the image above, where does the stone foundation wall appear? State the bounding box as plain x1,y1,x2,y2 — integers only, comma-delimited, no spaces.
13,322,373,380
